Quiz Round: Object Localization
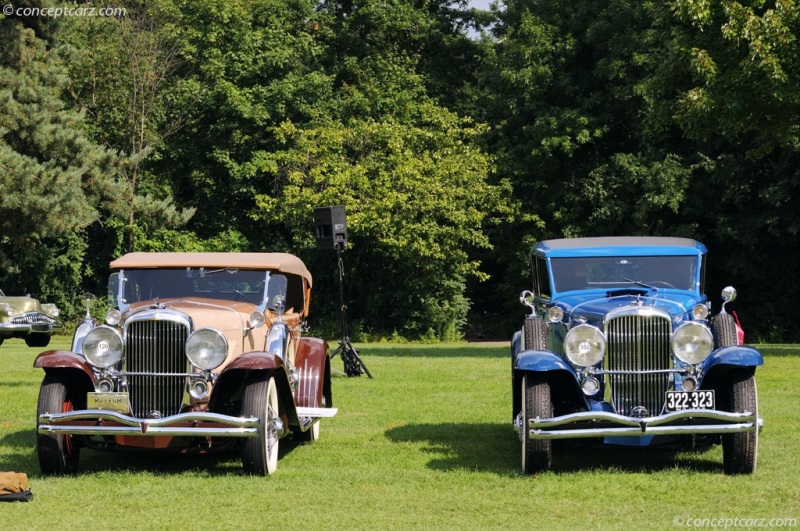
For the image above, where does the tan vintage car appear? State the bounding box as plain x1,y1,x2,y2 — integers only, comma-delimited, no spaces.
0,289,62,348
34,252,336,476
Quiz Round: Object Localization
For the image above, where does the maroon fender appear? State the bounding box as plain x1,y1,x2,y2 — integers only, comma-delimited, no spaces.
33,350,96,383
295,338,331,408
222,350,284,372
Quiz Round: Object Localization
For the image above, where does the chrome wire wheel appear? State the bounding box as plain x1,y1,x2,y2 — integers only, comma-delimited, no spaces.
242,373,281,475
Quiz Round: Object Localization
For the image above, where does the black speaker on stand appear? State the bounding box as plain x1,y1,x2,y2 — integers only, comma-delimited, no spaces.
313,206,372,378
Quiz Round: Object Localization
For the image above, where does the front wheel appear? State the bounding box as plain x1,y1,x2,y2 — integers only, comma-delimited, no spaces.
722,371,758,474
241,373,282,475
37,374,80,475
521,373,553,474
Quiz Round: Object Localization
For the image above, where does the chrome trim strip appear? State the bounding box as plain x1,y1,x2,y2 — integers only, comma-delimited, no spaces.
295,407,338,418
527,409,761,440
37,410,260,437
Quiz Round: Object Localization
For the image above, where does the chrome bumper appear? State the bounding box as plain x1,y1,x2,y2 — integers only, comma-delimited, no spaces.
528,409,762,440
0,322,61,333
38,410,261,437
38,406,338,438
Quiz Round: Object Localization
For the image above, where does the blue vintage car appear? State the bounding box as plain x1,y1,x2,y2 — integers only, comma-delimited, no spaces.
511,237,762,474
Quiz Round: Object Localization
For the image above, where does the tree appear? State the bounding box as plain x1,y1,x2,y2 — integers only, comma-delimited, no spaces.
0,18,121,310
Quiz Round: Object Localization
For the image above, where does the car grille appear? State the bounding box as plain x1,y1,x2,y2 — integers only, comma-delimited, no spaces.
10,312,53,324
124,319,189,418
605,312,672,416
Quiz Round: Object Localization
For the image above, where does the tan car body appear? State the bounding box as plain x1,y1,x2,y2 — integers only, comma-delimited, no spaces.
34,252,334,476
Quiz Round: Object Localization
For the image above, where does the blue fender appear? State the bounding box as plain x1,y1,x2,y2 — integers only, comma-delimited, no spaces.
514,349,577,375
705,345,764,371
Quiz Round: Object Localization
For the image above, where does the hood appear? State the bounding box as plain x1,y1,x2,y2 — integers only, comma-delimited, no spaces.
124,297,269,368
556,290,703,325
0,296,39,314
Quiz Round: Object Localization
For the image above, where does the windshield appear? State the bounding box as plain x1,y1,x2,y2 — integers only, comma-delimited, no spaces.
112,268,273,311
550,256,699,293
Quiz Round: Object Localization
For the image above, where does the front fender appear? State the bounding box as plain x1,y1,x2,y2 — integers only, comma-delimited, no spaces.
512,350,584,420
295,338,331,408
514,350,576,374
34,350,95,381
700,345,763,389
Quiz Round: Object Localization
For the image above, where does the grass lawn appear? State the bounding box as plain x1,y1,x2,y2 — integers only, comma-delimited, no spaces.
1,338,798,529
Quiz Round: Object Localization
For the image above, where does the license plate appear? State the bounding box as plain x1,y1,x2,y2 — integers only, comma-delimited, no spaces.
87,392,130,413
665,390,715,411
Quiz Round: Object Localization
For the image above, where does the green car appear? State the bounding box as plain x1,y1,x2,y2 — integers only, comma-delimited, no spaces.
0,289,62,348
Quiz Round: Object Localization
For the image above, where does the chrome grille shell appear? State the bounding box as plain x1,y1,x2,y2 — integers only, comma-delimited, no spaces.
123,310,191,418
604,307,672,416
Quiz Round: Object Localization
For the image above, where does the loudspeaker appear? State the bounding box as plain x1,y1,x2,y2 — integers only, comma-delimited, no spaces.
314,206,348,250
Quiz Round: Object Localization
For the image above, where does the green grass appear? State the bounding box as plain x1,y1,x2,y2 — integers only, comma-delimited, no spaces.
1,338,798,529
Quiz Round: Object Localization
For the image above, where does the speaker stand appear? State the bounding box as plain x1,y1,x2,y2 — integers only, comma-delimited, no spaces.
329,245,372,378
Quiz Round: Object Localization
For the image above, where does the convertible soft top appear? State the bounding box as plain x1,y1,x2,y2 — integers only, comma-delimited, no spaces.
110,252,313,287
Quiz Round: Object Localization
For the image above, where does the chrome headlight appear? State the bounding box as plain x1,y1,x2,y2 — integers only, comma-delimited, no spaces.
83,326,124,368
564,325,606,367
691,303,709,320
672,322,713,364
185,328,228,371
0,303,13,317
105,309,121,326
41,303,60,318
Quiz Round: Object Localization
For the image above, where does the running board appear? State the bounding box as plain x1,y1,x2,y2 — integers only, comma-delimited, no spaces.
296,407,338,418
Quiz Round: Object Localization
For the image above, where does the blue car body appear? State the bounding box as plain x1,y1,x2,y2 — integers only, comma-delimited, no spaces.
512,237,762,474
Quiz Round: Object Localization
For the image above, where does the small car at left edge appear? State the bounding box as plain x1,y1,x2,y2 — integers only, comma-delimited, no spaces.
0,289,62,348
34,252,336,476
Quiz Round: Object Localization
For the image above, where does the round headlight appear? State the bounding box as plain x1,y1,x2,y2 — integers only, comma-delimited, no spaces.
672,322,713,364
186,328,228,371
83,326,124,368
564,325,606,367
249,311,266,329
692,304,709,320
547,306,564,323
105,309,121,326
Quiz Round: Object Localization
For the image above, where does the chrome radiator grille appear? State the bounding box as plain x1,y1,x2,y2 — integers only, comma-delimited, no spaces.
605,312,672,416
125,319,189,418
10,312,52,324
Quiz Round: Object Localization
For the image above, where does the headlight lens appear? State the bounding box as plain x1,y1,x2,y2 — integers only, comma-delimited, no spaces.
564,325,606,367
691,304,709,320
105,309,121,326
41,303,60,318
83,326,124,368
672,322,713,364
186,328,228,370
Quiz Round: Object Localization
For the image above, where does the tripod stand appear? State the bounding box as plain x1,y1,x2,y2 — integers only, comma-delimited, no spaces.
330,244,372,378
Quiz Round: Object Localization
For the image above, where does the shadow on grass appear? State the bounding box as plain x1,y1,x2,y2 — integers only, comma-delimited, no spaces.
0,428,311,477
385,423,724,475
357,345,510,359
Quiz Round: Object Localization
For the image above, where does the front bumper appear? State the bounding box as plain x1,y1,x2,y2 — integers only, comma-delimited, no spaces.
38,406,338,438
0,320,62,335
526,409,762,440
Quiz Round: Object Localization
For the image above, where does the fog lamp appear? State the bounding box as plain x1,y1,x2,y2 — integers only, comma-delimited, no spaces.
105,309,121,326
692,304,709,320
547,306,564,323
683,376,699,392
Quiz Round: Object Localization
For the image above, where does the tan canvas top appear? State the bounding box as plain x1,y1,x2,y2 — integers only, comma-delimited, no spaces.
110,252,312,286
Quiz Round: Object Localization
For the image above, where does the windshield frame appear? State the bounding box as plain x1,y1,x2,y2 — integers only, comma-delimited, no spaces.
111,268,274,313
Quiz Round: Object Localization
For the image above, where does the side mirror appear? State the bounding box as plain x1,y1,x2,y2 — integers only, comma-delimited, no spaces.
720,286,737,314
